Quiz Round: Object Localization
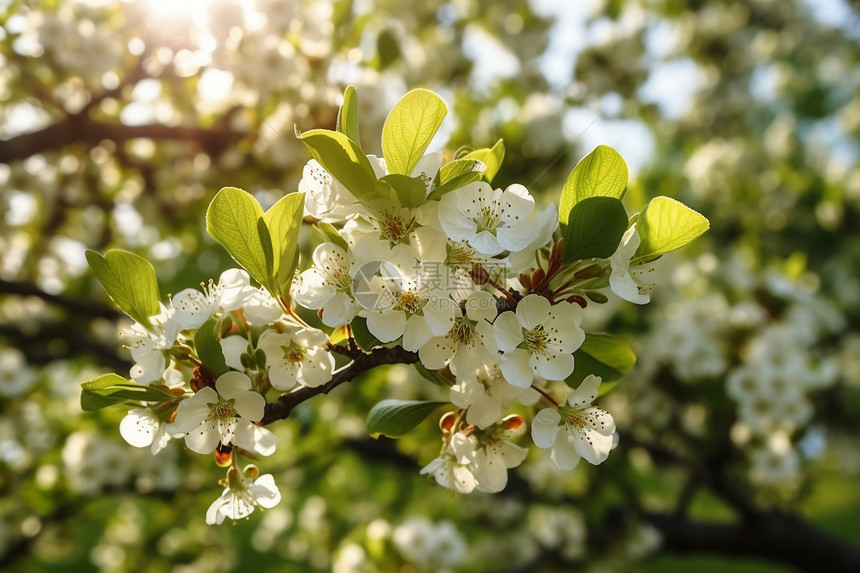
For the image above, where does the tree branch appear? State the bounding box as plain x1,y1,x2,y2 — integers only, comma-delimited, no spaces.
260,345,419,425
0,115,243,164
0,278,121,320
642,510,860,573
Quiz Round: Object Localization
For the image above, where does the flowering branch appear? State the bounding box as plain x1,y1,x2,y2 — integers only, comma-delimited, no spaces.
260,345,419,425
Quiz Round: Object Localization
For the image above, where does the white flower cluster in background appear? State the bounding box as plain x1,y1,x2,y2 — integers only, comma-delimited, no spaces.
631,253,845,487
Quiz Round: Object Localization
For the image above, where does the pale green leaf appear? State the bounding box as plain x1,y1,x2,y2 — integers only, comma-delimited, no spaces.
464,138,505,183
311,221,348,252
86,249,160,327
336,85,361,147
81,374,172,411
366,399,449,438
633,196,710,260
566,333,636,392
205,186,268,287
194,317,228,378
560,145,628,226
382,89,447,176
298,128,378,198
428,158,486,200
263,192,305,301
379,174,426,208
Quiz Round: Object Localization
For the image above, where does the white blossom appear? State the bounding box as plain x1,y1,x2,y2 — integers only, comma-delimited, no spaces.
257,327,334,390
293,242,356,327
119,408,172,455
437,181,541,256
419,290,498,374
493,295,585,387
171,372,276,456
419,432,478,493
205,469,281,525
609,224,656,305
450,365,526,429
472,416,528,493
531,375,615,470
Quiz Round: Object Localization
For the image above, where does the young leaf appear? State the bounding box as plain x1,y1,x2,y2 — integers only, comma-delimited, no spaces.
311,221,349,252
366,399,449,438
464,138,505,183
350,316,382,351
379,174,426,208
257,218,275,288
562,196,629,262
382,89,447,176
206,186,268,287
414,362,452,387
336,85,361,147
559,145,628,227
262,192,305,301
81,373,172,411
566,333,636,390
376,28,401,69
633,196,710,260
428,158,486,200
298,128,378,199
194,317,228,378
86,249,160,327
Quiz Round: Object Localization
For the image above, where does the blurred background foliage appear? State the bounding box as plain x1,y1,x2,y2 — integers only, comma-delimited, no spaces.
1,0,859,571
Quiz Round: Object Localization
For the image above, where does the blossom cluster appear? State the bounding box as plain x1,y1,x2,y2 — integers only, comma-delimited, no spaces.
85,87,707,524
630,254,845,488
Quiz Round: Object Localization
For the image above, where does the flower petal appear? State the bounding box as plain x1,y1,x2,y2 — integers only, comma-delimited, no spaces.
551,434,582,471
516,294,550,331
500,348,534,387
531,407,562,448
215,371,253,400
493,311,524,353
233,421,277,456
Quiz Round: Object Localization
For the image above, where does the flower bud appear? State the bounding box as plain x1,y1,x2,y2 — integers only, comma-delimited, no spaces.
440,411,458,433
567,295,587,308
585,291,608,304
519,273,532,290
254,348,267,368
574,265,603,279
215,443,233,467
217,315,233,338
502,414,524,431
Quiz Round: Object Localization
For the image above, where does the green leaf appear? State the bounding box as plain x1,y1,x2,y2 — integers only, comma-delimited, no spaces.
297,128,378,199
193,317,228,377
257,218,275,287
206,186,268,287
262,192,305,302
633,196,710,260
376,28,401,70
86,249,160,327
559,145,628,226
382,89,447,176
366,399,449,438
379,174,426,208
350,316,382,351
464,138,505,183
414,362,450,387
562,196,629,262
567,333,637,391
81,374,172,411
428,158,486,200
312,221,349,252
336,85,361,147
